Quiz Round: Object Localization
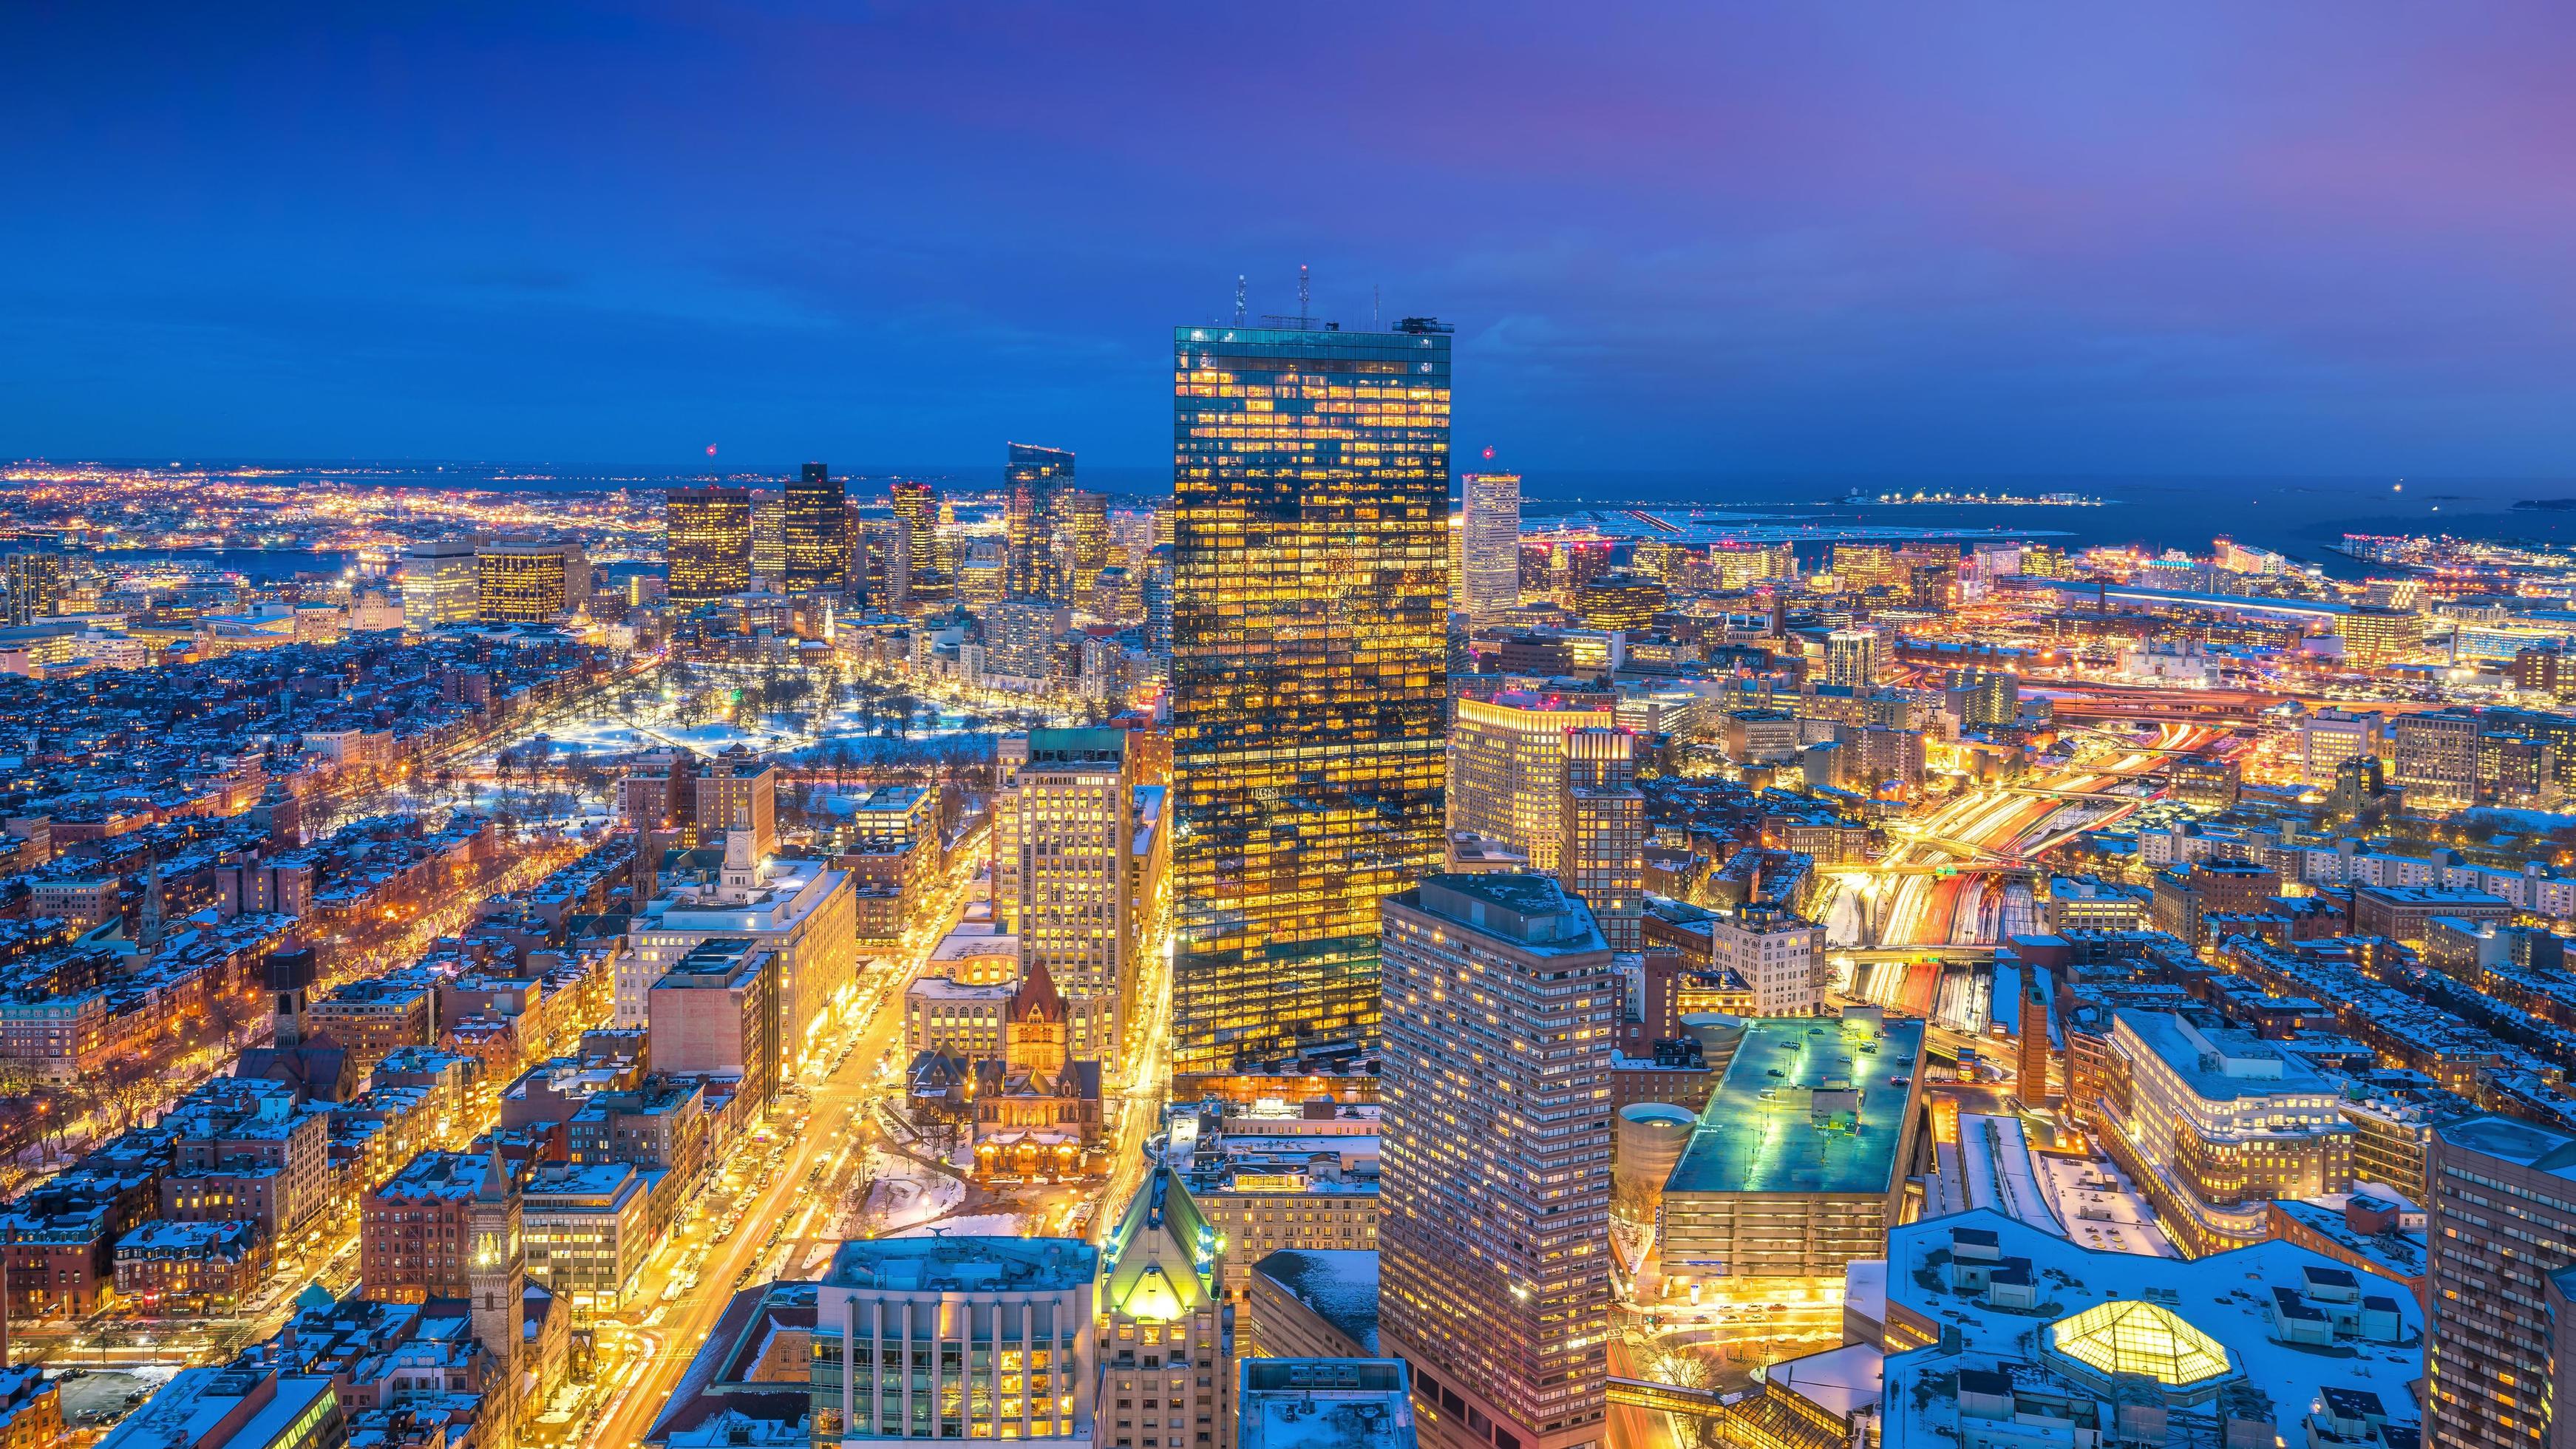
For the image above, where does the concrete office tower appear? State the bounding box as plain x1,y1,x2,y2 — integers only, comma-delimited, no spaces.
1379,875,1614,1449
1460,472,1520,623
1171,317,1451,1073
666,486,753,602
1006,443,1076,600
2393,709,2478,809
891,481,940,591
993,728,1138,1062
784,462,849,594
477,540,588,623
2426,1114,2576,1448
401,537,481,628
1557,727,1644,951
1822,628,1881,688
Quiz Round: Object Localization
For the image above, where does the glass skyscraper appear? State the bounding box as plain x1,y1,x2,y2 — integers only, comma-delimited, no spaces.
1169,316,1452,1074
784,461,848,594
1004,443,1075,600
666,486,752,602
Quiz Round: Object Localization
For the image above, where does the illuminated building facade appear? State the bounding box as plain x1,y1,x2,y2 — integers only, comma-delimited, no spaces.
401,538,480,628
1570,571,1664,633
1005,443,1076,600
1447,686,1616,873
1095,1168,1234,1449
476,540,585,623
1821,629,1881,688
1170,318,1451,1073
3,548,64,626
1056,489,1111,614
2109,1010,2351,1223
1460,472,1521,622
1379,875,1613,1449
1557,728,1643,951
891,481,944,603
993,729,1138,1061
784,462,849,594
666,486,752,603
751,496,785,589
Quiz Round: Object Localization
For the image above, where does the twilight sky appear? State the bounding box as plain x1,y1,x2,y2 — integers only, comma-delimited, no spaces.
6,2,2576,480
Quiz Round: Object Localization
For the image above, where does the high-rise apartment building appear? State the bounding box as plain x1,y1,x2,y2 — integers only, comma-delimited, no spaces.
1006,443,1076,600
666,486,753,602
695,750,778,858
993,729,1138,1062
1379,874,1612,1449
1460,472,1522,622
1821,629,1881,688
784,461,849,594
401,538,480,628
1447,686,1617,874
1556,727,1643,951
1170,318,1451,1074
477,540,586,623
2426,1113,2576,1448
3,547,65,626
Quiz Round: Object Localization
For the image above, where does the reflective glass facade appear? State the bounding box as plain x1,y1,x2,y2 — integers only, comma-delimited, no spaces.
1169,319,1451,1073
784,461,849,594
1005,443,1075,600
666,486,752,602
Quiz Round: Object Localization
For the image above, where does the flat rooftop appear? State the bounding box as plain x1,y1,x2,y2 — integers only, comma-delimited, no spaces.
823,1235,1097,1294
1666,1016,1925,1198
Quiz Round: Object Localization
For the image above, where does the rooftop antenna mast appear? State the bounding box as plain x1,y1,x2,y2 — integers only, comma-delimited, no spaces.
1298,263,1311,328
1234,275,1247,326
1373,285,1381,329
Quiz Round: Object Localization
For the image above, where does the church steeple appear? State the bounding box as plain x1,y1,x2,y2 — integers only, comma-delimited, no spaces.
137,849,164,952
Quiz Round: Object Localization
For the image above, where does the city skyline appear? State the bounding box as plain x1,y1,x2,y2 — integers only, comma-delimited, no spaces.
12,7,2576,475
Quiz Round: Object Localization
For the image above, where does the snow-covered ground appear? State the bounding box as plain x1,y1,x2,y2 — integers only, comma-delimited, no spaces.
2035,1150,2178,1258
894,1212,1030,1238
853,1151,968,1235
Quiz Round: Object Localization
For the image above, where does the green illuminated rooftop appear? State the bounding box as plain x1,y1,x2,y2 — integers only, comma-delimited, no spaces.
1664,1014,1926,1198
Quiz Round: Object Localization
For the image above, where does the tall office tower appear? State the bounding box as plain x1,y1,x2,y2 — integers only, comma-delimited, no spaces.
666,486,753,602
400,538,480,628
1821,628,1882,688
1056,489,1112,613
784,462,849,594
1096,1168,1234,1449
1170,316,1452,1074
1557,728,1644,951
1447,685,1617,872
1447,514,1465,610
2,547,64,626
750,496,786,589
1379,875,1613,1449
890,481,941,593
468,1149,526,1449
1141,547,1175,652
1005,443,1076,600
477,540,587,622
1460,472,1522,622
2426,1113,2576,1448
993,728,1137,1060
2393,708,2478,809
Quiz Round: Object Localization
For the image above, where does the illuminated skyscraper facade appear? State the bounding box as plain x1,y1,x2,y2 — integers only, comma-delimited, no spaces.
666,486,752,602
889,481,942,603
1460,472,1521,622
1055,489,1110,614
401,538,480,628
1170,317,1452,1074
751,497,785,589
478,540,586,623
784,462,849,594
1379,874,1613,1449
1005,443,1075,600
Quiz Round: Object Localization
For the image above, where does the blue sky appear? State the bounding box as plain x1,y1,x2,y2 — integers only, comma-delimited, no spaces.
6,2,2575,479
